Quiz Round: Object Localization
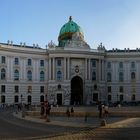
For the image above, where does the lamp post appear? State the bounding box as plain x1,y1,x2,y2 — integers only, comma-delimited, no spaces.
21,94,25,118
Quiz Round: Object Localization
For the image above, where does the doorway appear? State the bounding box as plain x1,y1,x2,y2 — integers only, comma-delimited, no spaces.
71,76,83,105
57,94,62,105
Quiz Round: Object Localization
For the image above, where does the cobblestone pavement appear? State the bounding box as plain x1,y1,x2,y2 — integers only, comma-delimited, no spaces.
39,118,140,140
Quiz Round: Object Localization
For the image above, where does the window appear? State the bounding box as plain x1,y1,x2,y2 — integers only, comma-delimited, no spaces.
131,72,135,80
27,59,32,66
108,86,111,93
57,70,62,80
131,62,135,69
92,71,96,81
92,60,96,67
119,86,123,93
107,72,111,82
1,85,5,93
119,72,123,82
1,56,6,64
15,86,19,93
131,94,135,101
40,71,45,81
1,95,5,103
119,62,123,69
27,70,32,81
27,95,32,104
107,62,111,69
1,68,6,80
108,95,111,102
58,84,61,89
14,69,19,80
120,94,123,102
14,96,19,103
57,59,61,66
28,86,32,93
40,86,44,93
40,60,44,67
94,84,97,90
40,95,44,102
15,58,19,65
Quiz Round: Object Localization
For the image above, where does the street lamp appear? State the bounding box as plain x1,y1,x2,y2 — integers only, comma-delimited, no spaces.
21,94,25,118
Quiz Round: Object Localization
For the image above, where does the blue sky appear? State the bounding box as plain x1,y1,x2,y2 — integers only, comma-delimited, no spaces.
0,0,140,50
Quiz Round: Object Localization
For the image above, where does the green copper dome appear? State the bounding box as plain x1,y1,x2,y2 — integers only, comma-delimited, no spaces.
58,16,84,47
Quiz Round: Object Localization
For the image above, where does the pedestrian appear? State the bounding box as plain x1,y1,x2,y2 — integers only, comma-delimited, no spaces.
66,107,70,118
71,107,74,116
44,101,50,122
40,102,45,118
98,102,103,118
103,105,109,117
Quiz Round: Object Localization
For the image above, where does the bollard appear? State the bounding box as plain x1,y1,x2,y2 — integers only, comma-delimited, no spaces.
22,110,25,118
100,119,107,126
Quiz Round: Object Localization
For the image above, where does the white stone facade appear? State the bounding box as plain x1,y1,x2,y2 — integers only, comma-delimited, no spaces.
0,39,140,105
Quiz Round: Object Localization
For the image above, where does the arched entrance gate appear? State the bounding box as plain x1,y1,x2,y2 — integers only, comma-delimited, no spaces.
71,76,83,105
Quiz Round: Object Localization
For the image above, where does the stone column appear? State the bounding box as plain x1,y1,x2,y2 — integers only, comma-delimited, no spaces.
7,56,11,81
102,60,105,81
85,58,87,80
88,59,91,80
53,57,55,80
64,57,66,80
98,59,101,81
49,58,52,80
67,57,70,80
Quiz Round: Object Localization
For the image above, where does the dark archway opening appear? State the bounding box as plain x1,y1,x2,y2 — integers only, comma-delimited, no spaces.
71,76,83,105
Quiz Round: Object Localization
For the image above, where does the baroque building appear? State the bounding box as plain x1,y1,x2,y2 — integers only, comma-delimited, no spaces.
0,16,140,105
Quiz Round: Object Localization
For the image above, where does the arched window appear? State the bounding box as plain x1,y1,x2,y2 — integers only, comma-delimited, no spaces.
1,68,6,80
40,71,45,81
57,71,62,80
107,72,111,82
92,71,96,81
131,72,135,80
14,69,19,80
119,72,123,82
27,70,32,81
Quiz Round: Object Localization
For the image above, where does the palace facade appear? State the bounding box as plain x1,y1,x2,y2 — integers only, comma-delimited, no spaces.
0,17,140,105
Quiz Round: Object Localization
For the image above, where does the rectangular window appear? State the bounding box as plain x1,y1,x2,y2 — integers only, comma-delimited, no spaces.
15,86,19,93
40,86,44,93
131,62,135,69
92,60,96,67
108,86,111,93
107,62,111,69
119,86,123,93
28,86,32,93
57,59,61,66
119,62,123,69
40,60,44,67
15,58,19,65
1,56,6,64
27,59,32,66
1,85,5,93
